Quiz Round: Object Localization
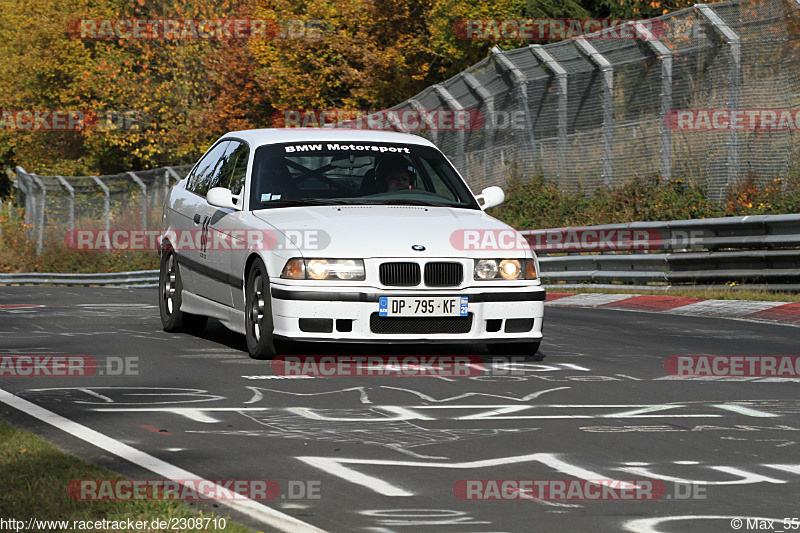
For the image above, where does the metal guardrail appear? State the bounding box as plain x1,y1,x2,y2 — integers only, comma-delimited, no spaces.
1,215,797,288
523,215,800,287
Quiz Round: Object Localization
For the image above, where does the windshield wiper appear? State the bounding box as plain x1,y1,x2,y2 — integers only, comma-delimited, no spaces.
360,199,447,207
260,198,357,207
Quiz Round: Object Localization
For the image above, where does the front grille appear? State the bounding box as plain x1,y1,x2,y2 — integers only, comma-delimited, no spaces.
424,262,463,287
370,313,473,334
380,262,421,286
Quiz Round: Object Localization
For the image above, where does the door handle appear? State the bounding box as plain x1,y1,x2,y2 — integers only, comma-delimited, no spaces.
193,214,201,224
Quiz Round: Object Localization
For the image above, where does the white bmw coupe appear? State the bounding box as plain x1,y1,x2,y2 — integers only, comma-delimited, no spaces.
159,128,545,359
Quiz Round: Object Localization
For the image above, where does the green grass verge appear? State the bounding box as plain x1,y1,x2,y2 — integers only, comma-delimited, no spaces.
0,420,255,533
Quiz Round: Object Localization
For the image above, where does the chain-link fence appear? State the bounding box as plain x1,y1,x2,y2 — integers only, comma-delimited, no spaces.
377,0,800,199
11,165,192,253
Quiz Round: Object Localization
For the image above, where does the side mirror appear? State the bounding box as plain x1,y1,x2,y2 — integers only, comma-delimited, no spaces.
476,186,505,210
207,187,241,211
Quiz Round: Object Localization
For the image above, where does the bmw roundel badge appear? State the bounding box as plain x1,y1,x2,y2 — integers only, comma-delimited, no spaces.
411,245,426,251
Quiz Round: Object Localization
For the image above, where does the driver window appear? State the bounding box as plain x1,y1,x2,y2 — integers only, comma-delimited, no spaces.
218,142,250,195
187,141,230,196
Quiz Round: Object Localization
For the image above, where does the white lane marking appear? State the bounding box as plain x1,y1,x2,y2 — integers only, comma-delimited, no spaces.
0,388,327,533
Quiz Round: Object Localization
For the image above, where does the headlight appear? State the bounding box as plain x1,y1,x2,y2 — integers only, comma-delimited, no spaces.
474,258,537,280
281,258,365,281
474,259,499,280
498,259,522,280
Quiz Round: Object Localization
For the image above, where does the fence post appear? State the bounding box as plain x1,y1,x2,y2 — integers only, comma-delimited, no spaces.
408,98,439,145
639,22,673,181
697,4,741,200
91,176,110,232
490,47,536,171
574,38,614,186
433,84,467,171
382,107,405,132
15,167,35,240
165,166,182,184
55,176,75,233
530,45,568,181
461,71,496,185
29,174,46,255
126,171,148,230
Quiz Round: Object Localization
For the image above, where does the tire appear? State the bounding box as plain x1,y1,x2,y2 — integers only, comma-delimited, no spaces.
488,340,541,358
159,250,208,334
245,258,278,360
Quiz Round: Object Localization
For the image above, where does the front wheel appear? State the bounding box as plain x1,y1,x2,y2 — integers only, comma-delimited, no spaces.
245,258,277,359
159,250,207,334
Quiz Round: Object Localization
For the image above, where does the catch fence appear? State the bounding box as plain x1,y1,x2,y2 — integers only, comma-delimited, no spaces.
373,0,800,199
10,165,192,253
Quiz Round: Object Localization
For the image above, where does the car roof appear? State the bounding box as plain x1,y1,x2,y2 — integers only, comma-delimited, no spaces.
222,128,438,149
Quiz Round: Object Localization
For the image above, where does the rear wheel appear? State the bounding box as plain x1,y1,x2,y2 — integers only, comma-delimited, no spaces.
245,258,277,359
159,251,207,334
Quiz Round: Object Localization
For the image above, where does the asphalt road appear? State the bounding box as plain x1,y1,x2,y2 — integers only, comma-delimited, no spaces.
1,286,799,533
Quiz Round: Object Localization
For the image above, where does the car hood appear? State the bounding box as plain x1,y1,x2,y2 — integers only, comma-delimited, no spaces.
250,205,530,258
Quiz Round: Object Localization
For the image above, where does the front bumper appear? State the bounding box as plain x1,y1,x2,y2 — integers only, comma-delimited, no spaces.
269,283,545,343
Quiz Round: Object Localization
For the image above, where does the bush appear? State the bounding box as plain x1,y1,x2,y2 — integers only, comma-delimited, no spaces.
0,198,158,273
490,173,800,230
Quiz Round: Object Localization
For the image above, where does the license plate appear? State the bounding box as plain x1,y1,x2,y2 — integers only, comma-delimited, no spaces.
379,296,468,317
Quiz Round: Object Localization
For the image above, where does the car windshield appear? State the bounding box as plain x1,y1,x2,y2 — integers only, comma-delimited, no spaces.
249,141,480,210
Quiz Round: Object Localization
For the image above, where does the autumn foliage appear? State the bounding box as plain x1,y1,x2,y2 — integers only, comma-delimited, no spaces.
0,0,722,177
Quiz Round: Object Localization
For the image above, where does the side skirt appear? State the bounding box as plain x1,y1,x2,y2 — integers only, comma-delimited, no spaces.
181,291,246,335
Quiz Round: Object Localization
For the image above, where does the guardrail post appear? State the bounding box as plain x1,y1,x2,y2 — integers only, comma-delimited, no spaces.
639,23,673,181
697,4,741,200
490,47,536,169
92,176,110,232
530,45,568,181
55,176,75,233
574,38,614,186
126,171,148,230
433,84,467,171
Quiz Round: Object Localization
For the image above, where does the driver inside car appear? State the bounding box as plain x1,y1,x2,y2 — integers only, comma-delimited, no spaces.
375,156,414,192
